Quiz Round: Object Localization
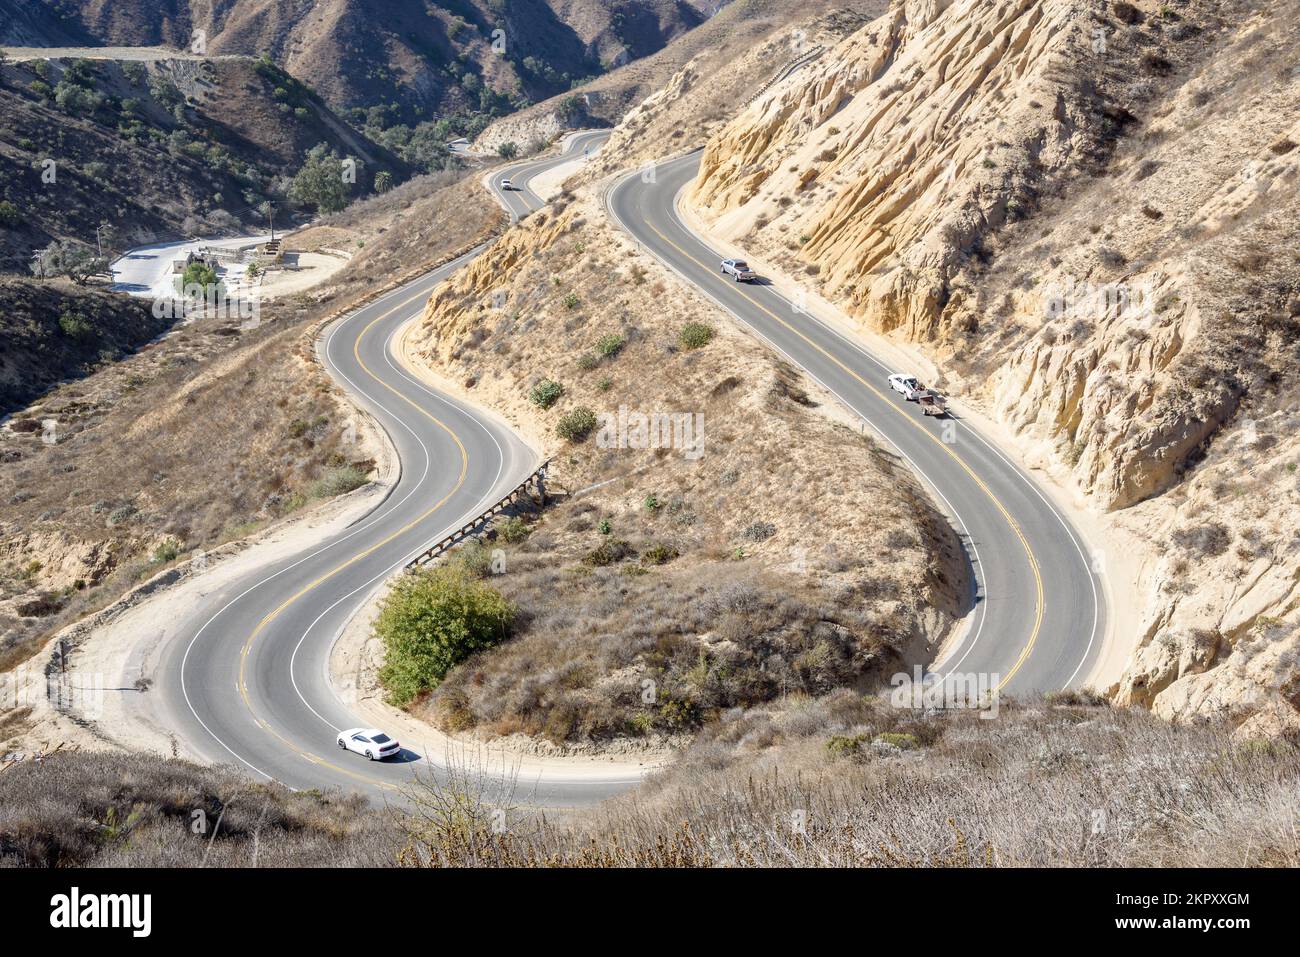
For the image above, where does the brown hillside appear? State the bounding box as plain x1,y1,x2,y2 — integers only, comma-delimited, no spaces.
15,0,713,121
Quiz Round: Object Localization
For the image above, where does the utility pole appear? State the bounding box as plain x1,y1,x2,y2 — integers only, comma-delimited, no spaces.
266,201,276,242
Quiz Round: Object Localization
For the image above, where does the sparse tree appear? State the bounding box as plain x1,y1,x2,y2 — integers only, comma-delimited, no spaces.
30,240,107,284
497,141,518,159
288,143,354,213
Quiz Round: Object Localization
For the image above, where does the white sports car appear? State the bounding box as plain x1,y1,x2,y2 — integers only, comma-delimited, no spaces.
337,727,401,761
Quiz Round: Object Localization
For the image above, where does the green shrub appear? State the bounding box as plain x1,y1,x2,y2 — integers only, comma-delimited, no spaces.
150,539,182,565
826,734,869,758
556,406,597,442
595,332,625,357
562,292,580,309
496,516,531,544
658,697,701,729
306,465,368,498
455,539,494,578
529,378,564,409
583,538,633,567
875,732,920,751
58,310,95,341
375,565,514,705
679,322,714,350
596,376,613,392
643,494,661,512
0,201,21,228
639,543,679,566
181,261,219,293
576,353,599,370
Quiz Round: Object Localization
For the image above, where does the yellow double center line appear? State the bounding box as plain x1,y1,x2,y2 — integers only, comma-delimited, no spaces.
635,196,1044,690
234,287,469,789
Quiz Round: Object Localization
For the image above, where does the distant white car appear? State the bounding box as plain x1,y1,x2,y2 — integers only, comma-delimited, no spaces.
337,727,401,761
720,259,758,282
888,373,926,401
500,177,515,191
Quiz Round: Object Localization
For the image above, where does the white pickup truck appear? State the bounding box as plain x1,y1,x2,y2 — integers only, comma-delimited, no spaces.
888,373,927,400
720,259,758,282
889,374,948,416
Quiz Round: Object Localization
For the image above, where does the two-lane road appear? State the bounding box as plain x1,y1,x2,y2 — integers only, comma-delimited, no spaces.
487,130,610,222
607,151,1106,694
156,133,638,806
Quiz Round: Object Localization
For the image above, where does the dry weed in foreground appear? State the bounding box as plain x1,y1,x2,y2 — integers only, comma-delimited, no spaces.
392,697,1300,867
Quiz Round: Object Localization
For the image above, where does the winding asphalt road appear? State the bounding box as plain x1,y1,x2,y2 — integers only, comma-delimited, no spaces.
154,127,1104,809
606,151,1107,695
486,129,610,222
155,133,639,806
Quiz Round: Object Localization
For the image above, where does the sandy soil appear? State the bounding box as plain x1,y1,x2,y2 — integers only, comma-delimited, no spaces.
258,251,351,299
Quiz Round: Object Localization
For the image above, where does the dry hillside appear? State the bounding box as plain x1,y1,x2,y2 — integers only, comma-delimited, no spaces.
400,190,968,747
11,0,712,122
0,52,403,271
474,0,885,155
6,696,1296,867
678,0,1300,731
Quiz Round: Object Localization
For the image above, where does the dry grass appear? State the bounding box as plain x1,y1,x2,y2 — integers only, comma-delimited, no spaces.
403,696,1300,867
7,696,1289,868
7,698,1295,867
0,750,393,867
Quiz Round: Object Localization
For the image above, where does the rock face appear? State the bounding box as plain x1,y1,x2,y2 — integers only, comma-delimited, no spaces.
680,0,1300,731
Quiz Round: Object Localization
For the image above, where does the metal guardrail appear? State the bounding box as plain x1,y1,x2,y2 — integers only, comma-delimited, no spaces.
745,45,826,107
405,459,551,569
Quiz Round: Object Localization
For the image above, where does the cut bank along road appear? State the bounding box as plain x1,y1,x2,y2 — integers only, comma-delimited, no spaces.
607,151,1107,695
156,132,636,806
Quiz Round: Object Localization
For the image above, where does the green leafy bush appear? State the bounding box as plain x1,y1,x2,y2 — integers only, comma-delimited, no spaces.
595,332,625,357
562,292,580,309
496,516,531,544
375,565,514,705
678,322,714,350
0,201,22,228
306,465,368,498
150,539,182,564
583,539,633,567
639,543,679,566
529,378,564,409
556,406,597,442
57,310,95,341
